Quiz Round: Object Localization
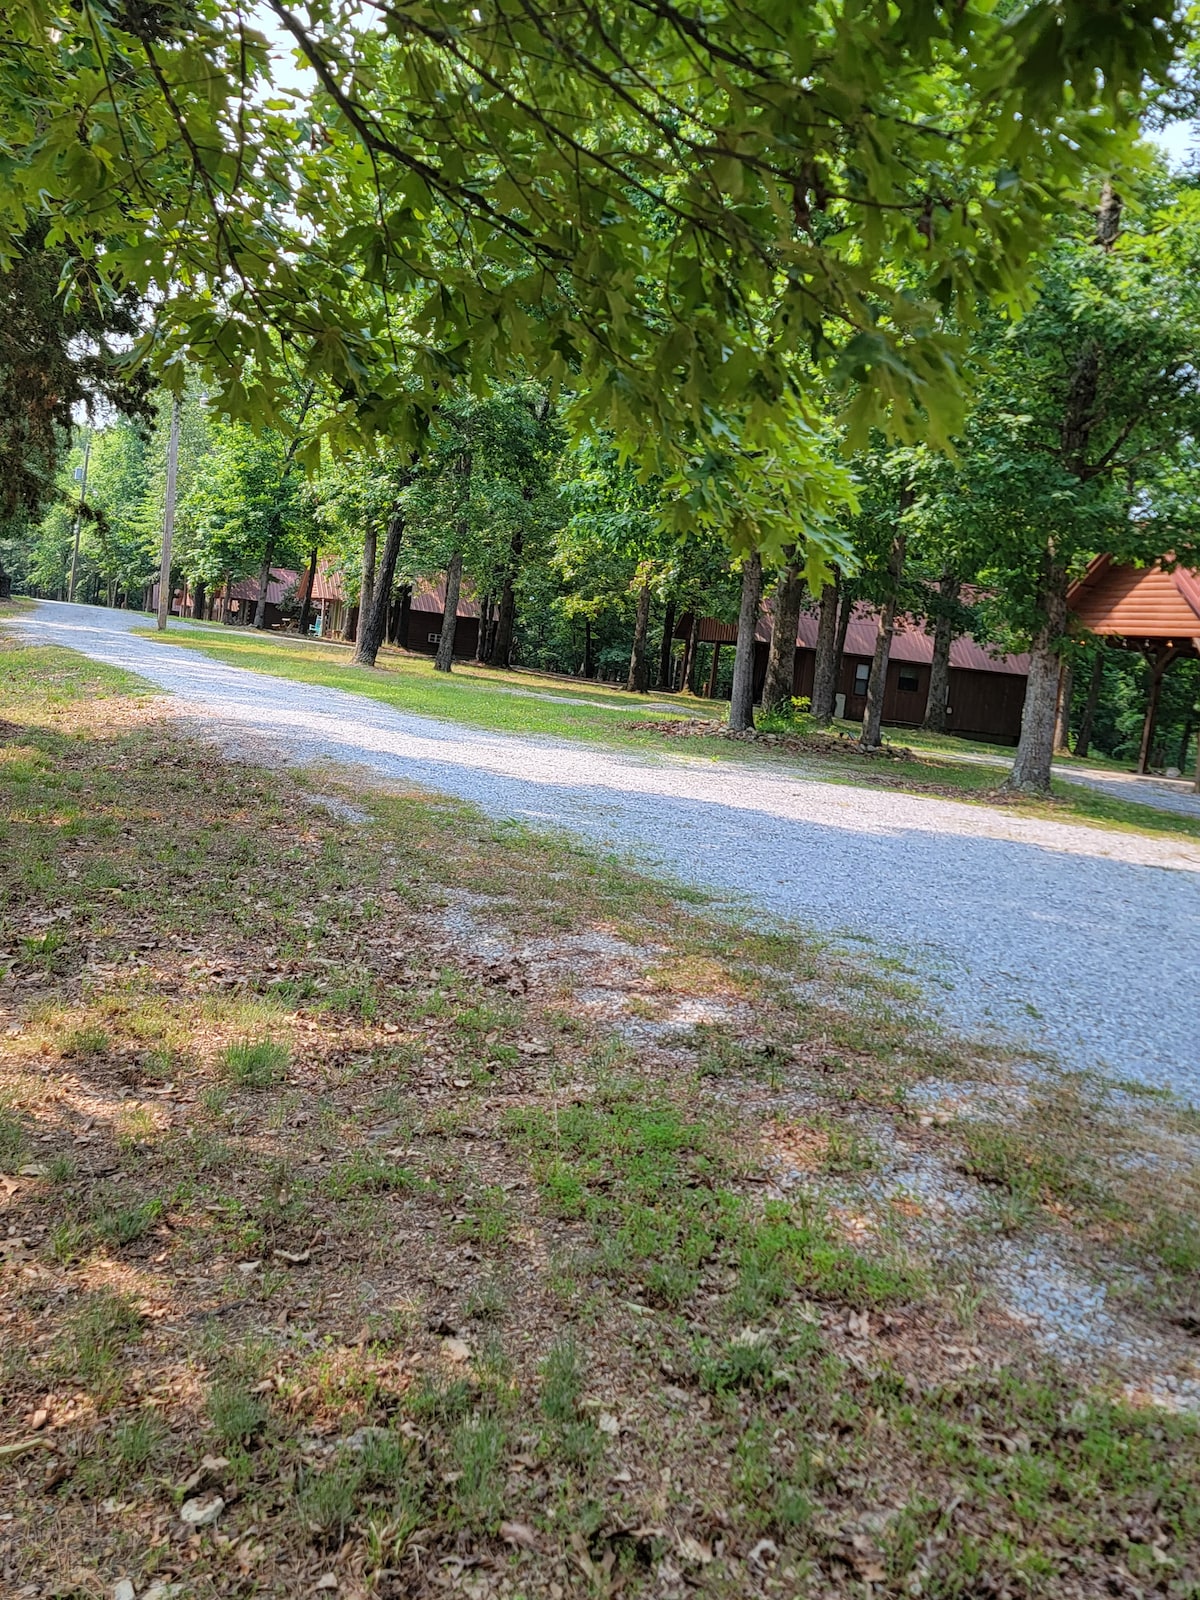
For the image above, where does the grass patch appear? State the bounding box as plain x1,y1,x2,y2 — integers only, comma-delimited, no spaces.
1,630,1197,1599
219,1036,289,1088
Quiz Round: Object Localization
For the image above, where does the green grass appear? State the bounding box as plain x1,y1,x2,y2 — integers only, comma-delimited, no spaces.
4,628,1199,1599
219,1036,290,1088
139,623,709,747
144,621,1200,845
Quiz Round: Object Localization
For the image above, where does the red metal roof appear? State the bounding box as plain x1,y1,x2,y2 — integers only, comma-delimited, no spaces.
408,575,482,619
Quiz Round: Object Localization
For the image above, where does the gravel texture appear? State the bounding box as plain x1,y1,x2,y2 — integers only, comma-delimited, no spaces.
13,601,1200,1099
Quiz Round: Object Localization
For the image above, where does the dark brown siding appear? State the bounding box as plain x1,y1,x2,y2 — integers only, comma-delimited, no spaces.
946,668,1025,742
405,616,481,659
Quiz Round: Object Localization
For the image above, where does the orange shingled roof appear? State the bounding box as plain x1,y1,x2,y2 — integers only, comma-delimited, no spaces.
1068,555,1200,639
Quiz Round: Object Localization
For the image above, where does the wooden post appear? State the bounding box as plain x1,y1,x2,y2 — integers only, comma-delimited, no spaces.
157,395,182,632
1137,644,1183,773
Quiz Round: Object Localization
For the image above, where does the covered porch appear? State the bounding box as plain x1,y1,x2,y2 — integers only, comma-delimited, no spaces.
1068,556,1200,782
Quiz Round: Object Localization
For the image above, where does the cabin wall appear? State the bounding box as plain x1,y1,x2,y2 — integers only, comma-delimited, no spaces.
405,612,480,659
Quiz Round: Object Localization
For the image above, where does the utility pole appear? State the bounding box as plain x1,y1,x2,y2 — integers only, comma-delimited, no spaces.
66,430,92,603
157,393,182,632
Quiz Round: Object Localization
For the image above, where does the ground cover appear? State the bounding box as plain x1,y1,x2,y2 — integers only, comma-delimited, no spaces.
2,623,1199,1600
140,623,1199,847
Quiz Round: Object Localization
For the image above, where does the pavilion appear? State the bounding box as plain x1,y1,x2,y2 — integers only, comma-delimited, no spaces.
1068,556,1200,773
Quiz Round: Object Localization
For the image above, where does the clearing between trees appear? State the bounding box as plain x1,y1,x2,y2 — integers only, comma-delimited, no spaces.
134,616,1200,848
1,629,1198,1600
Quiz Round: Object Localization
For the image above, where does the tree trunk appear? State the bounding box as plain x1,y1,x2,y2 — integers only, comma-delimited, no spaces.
191,581,206,620
489,529,523,667
476,594,492,662
353,507,406,667
810,574,840,722
1053,660,1075,754
1004,557,1068,792
434,551,463,672
356,527,378,646
761,559,804,716
583,617,594,678
861,527,907,749
394,584,411,647
684,613,701,694
1073,647,1105,758
706,642,722,698
627,581,652,692
658,599,676,689
832,587,854,714
860,596,897,749
923,570,960,733
297,546,318,635
253,549,273,629
728,552,763,732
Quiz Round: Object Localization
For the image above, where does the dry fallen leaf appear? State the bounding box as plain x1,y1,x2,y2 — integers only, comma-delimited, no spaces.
272,1247,311,1265
443,1336,471,1363
315,1576,338,1592
597,1411,620,1437
0,1437,51,1461
676,1535,713,1566
178,1454,230,1493
500,1520,539,1551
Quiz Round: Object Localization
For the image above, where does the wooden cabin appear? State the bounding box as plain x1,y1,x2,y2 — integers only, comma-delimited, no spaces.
678,605,1030,742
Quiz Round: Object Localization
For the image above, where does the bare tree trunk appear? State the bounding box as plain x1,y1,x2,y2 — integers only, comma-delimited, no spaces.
191,581,206,620
728,552,763,732
627,581,652,692
583,617,594,678
706,642,722,698
476,594,491,662
1073,647,1105,758
810,574,840,723
1004,556,1068,792
761,559,804,716
489,528,523,667
832,587,854,715
684,613,701,694
253,549,273,629
356,527,378,646
1053,660,1075,753
860,595,897,749
923,569,960,733
434,551,464,673
658,598,676,689
298,545,319,635
353,507,406,667
861,526,907,749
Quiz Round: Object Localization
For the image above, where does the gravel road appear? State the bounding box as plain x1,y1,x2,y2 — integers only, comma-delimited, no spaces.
13,602,1200,1099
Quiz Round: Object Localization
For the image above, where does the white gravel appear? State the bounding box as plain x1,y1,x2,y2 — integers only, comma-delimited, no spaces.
13,601,1200,1100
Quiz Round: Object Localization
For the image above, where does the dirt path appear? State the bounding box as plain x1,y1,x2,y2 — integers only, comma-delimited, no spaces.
13,601,1200,1098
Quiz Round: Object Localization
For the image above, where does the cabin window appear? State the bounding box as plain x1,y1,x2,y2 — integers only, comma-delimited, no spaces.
853,662,870,696
898,667,920,693
427,632,441,644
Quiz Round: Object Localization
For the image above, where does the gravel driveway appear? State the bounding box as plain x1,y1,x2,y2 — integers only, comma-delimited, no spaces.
13,602,1200,1099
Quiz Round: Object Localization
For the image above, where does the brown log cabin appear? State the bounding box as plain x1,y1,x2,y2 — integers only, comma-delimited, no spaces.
679,605,1031,742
